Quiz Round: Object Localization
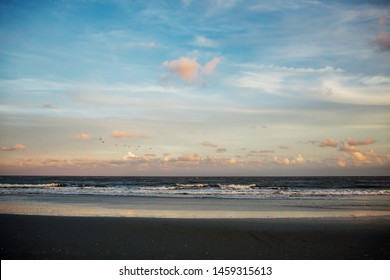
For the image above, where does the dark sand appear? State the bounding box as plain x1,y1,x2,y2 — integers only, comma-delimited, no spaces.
0,214,389,260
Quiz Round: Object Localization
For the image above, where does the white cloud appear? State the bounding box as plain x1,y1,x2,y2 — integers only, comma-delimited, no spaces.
236,71,285,93
193,36,218,48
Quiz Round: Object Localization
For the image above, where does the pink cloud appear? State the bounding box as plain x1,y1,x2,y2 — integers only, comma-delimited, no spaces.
318,138,338,148
1,144,26,152
373,31,390,52
74,133,92,140
202,57,220,75
163,57,200,81
162,56,221,84
379,16,388,25
111,130,147,139
346,137,375,146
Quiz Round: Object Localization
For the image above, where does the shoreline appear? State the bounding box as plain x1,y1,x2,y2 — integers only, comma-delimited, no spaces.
1,214,389,260
1,194,389,219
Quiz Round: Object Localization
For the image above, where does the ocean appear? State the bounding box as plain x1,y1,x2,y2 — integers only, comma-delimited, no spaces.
0,176,389,199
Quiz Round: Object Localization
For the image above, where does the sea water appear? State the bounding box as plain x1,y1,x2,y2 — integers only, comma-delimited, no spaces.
0,176,389,218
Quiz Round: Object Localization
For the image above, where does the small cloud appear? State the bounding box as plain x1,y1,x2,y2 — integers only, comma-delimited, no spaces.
339,144,357,153
352,152,366,162
177,154,203,162
318,138,339,148
123,152,137,160
43,103,57,109
273,154,306,165
379,16,388,25
279,145,289,150
216,147,227,153
74,133,92,140
373,31,390,52
202,57,221,75
182,0,192,7
162,57,200,82
260,150,275,154
112,130,147,139
1,144,26,151
346,137,375,146
161,56,221,86
201,140,219,148
338,158,346,167
193,35,218,48
124,42,156,49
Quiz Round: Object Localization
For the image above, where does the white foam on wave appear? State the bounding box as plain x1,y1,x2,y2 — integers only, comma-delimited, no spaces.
0,183,62,188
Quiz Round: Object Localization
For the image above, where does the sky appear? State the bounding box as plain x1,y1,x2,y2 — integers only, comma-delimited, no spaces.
0,0,389,176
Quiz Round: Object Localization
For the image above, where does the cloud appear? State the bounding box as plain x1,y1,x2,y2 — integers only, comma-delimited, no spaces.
339,144,357,153
124,42,156,49
123,152,137,160
279,145,289,150
202,57,221,75
338,157,346,167
193,35,218,48
273,154,306,165
176,154,203,162
74,133,92,140
379,16,388,25
318,138,338,148
362,76,390,85
162,57,201,82
201,140,219,148
352,152,366,162
43,103,57,109
1,144,26,152
111,130,147,139
346,137,375,146
373,31,390,52
216,147,227,153
162,56,221,85
236,71,285,93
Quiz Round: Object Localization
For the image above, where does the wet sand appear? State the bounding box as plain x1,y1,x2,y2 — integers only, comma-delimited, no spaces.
1,214,389,260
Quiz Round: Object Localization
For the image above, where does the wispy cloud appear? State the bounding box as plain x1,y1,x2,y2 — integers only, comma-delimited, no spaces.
192,35,218,48
74,133,92,140
346,137,375,146
202,57,221,75
318,138,339,148
1,144,26,152
373,31,390,52
201,140,219,148
111,130,147,139
216,147,227,153
43,103,57,109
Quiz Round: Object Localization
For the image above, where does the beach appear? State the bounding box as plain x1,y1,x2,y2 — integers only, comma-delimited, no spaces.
1,214,389,260
1,176,389,260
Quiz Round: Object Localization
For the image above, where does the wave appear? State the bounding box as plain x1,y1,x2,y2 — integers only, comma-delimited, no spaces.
0,181,389,198
0,183,64,188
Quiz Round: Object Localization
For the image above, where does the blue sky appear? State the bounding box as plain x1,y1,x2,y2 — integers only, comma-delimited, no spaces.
0,0,389,175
